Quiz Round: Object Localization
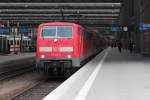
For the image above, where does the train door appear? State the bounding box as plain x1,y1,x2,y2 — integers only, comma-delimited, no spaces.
4,37,7,53
3,37,6,52
0,36,2,53
7,40,10,53
10,40,14,53
1,37,4,52
0,36,7,53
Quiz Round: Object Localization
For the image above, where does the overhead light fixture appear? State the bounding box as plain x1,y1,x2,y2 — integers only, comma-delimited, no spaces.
25,5,28,8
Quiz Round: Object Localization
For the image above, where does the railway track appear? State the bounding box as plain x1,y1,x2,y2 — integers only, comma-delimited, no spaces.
0,65,34,81
11,78,64,100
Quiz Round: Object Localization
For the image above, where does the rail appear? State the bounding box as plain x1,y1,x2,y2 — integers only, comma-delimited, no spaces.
0,65,34,81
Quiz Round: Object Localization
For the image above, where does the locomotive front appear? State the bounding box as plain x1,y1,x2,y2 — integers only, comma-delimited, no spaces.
36,22,80,75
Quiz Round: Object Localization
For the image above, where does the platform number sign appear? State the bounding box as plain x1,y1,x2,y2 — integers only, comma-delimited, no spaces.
139,24,150,32
18,27,31,33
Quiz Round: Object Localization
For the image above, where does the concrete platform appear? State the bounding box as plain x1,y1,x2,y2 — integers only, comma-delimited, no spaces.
0,53,35,64
43,47,150,100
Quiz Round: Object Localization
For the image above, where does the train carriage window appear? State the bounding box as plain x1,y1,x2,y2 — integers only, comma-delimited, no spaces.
41,26,56,38
7,40,9,44
15,40,17,45
28,41,30,45
17,40,19,45
57,26,72,38
84,31,92,40
11,40,13,45
23,40,25,45
25,40,27,46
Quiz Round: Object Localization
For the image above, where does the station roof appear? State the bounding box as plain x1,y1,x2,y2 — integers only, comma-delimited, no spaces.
0,0,123,27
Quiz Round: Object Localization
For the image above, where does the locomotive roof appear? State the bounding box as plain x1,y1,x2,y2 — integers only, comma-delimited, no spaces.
39,22,81,27
39,22,98,32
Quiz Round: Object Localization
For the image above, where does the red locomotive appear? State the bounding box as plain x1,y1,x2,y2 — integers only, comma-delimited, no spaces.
36,22,105,76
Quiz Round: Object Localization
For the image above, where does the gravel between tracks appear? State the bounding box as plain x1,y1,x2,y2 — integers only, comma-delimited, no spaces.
12,78,63,100
0,71,42,100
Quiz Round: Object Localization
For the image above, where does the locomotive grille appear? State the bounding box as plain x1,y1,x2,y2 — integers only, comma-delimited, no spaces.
43,60,72,68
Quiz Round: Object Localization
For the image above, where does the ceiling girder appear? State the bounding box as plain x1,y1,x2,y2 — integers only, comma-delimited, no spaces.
0,17,118,20
0,2,122,26
0,9,120,13
0,3,122,7
4,19,118,23
0,14,119,17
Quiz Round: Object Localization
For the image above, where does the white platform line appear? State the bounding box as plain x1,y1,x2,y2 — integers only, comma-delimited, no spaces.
74,48,109,100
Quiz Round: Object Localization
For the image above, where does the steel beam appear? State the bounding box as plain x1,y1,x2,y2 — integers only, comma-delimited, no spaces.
6,20,118,26
2,19,117,23
0,17,118,20
0,9,120,13
1,17,119,22
0,3,121,25
0,14,119,17
0,3,122,7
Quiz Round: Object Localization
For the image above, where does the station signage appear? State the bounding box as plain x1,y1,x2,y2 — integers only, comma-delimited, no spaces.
111,26,134,32
111,26,122,32
0,27,10,34
139,24,150,32
18,27,31,33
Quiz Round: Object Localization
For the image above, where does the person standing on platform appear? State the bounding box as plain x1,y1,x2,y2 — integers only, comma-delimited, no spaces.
7,42,10,54
118,41,122,53
129,41,134,54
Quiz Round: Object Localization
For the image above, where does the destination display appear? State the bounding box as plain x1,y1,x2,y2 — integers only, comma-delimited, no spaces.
111,26,122,32
18,27,31,33
139,24,150,32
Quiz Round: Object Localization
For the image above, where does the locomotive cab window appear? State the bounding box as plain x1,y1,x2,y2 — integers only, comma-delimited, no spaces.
42,26,56,38
11,40,13,45
57,26,72,38
41,26,73,38
17,40,20,45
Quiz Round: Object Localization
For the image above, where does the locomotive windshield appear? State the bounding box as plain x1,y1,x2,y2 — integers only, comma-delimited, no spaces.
42,26,56,38
41,26,73,38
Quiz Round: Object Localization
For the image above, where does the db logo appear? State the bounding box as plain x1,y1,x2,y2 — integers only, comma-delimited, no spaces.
53,47,59,52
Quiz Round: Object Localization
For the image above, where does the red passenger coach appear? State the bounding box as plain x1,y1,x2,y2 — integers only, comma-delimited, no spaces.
36,22,105,76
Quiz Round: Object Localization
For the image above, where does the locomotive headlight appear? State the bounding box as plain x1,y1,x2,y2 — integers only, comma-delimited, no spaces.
41,55,45,59
54,39,58,42
67,54,71,58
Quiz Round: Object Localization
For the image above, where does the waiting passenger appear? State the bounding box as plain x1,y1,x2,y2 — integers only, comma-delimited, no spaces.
129,41,134,54
7,42,10,54
118,41,122,53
